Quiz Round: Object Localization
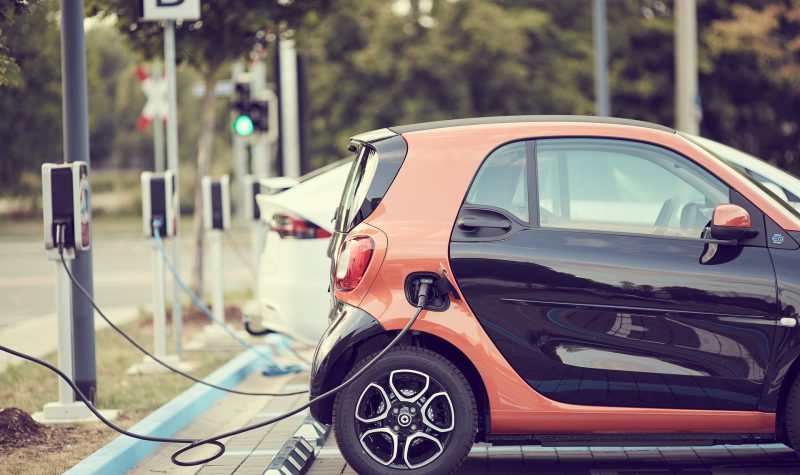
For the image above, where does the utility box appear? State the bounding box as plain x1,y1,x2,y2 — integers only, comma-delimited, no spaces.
141,171,177,238
242,175,262,222
202,175,231,231
42,162,91,251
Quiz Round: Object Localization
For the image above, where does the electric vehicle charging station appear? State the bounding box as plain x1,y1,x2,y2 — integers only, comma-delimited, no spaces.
192,175,235,346
131,171,192,374
37,162,118,424
242,175,264,292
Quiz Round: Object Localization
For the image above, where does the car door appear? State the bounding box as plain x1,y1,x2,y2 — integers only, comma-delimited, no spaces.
449,137,778,411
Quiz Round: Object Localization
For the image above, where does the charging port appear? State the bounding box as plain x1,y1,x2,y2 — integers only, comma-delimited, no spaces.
404,272,449,311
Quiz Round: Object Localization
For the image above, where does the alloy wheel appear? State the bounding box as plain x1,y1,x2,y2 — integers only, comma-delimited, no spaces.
354,369,456,469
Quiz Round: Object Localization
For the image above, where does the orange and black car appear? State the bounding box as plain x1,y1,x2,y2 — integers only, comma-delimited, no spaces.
309,116,800,474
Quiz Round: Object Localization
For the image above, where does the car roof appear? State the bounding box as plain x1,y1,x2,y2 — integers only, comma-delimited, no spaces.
388,115,675,135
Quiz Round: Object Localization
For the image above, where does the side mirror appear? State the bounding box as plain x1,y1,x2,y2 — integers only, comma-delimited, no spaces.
710,204,759,241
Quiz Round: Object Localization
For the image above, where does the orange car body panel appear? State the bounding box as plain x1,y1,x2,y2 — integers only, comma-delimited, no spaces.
336,122,786,434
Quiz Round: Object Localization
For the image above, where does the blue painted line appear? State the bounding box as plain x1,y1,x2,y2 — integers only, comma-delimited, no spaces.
64,348,264,475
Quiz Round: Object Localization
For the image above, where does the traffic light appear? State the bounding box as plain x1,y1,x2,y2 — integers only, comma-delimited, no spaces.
250,100,270,133
232,82,253,136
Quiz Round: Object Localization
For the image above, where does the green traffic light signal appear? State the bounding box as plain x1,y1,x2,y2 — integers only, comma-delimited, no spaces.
233,114,254,136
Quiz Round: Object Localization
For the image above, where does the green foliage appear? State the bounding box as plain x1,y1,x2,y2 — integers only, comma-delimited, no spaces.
300,0,595,164
85,0,327,72
0,0,62,191
0,0,41,87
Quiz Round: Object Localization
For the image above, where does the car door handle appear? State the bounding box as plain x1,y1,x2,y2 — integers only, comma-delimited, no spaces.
457,217,512,231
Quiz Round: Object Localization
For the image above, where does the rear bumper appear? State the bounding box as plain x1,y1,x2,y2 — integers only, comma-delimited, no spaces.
309,301,384,424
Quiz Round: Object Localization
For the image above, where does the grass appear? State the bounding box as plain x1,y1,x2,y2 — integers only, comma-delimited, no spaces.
0,309,243,475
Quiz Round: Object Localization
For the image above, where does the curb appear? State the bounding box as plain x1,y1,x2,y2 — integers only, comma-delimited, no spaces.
265,415,330,474
264,437,316,475
64,347,265,475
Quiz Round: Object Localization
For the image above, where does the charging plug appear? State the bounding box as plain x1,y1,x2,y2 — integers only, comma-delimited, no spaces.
405,273,449,311
416,277,434,308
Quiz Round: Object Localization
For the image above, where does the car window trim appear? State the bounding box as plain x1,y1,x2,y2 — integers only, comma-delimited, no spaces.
529,224,734,245
525,140,539,227
531,137,730,239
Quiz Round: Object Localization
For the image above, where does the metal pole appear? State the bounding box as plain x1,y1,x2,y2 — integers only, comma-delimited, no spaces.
164,20,184,356
210,230,224,319
152,243,168,358
60,1,96,403
593,0,611,117
279,38,301,178
675,0,700,134
152,63,166,173
232,61,247,223
55,255,75,405
251,59,272,177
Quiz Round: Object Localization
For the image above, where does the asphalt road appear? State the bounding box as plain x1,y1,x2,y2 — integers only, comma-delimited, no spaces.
0,231,255,327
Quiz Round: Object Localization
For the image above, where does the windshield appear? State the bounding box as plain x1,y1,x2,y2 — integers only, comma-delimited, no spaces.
681,132,800,221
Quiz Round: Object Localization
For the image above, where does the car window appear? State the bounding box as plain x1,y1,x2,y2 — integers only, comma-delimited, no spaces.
465,141,528,221
536,138,728,238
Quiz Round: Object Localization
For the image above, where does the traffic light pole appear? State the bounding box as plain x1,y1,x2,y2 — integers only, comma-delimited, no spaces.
675,0,700,134
592,0,610,117
278,38,302,178
164,20,184,357
251,59,271,177
60,0,97,403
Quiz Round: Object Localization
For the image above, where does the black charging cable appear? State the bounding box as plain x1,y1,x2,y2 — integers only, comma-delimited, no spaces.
223,232,259,280
53,222,305,397
0,273,433,466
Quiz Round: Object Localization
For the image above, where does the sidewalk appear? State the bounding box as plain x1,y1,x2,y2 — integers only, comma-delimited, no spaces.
128,367,311,474
0,304,142,372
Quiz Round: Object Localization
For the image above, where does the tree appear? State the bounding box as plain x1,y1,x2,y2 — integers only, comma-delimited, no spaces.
704,1,800,173
84,0,326,295
0,0,42,87
299,0,595,166
0,0,63,194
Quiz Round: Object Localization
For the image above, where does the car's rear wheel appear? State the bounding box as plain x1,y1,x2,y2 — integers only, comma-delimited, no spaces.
333,346,477,474
784,373,800,452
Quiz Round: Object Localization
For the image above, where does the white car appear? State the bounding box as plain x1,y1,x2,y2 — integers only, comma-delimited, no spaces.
254,161,350,346
688,134,800,210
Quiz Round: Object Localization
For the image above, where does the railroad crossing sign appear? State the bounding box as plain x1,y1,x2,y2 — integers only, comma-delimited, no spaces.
136,66,168,132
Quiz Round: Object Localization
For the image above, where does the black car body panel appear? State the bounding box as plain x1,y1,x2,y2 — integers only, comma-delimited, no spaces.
451,228,779,411
309,301,384,424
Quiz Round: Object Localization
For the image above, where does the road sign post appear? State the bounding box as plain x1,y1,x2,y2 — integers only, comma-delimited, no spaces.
139,0,201,358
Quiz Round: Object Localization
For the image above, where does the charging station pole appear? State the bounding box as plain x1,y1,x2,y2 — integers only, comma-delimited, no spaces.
38,162,117,424
132,172,192,374
210,229,224,320
53,249,78,409
187,176,239,350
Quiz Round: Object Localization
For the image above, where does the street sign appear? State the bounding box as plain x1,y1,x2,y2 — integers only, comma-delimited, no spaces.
139,0,201,21
136,66,168,131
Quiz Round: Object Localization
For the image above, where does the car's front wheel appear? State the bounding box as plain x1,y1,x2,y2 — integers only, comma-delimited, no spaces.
333,346,477,474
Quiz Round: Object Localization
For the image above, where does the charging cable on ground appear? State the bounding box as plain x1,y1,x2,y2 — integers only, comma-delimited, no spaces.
51,221,306,397
0,275,434,466
57,249,305,397
223,233,258,280
151,219,309,371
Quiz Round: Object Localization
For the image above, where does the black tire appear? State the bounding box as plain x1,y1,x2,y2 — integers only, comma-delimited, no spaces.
333,346,477,474
785,374,800,451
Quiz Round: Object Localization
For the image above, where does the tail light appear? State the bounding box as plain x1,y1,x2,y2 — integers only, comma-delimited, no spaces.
270,212,332,239
335,236,374,291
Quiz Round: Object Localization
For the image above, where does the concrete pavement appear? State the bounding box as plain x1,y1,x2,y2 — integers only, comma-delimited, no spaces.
0,234,254,328
0,304,141,372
